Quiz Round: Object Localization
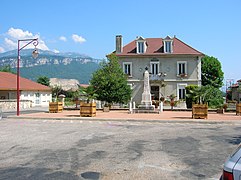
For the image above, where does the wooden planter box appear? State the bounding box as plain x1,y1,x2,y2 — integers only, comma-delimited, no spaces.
192,104,208,119
217,108,224,114
49,102,63,113
80,102,96,117
103,106,110,112
236,103,241,116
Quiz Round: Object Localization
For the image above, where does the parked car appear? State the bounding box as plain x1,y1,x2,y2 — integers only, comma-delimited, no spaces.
221,144,241,180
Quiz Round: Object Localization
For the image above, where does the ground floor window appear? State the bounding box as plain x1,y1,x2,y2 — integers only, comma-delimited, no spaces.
177,84,187,100
179,89,185,100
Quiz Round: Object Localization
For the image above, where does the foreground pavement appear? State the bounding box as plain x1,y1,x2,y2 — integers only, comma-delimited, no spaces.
0,118,241,179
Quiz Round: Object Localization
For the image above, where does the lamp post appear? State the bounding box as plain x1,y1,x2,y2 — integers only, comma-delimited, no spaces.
17,38,39,116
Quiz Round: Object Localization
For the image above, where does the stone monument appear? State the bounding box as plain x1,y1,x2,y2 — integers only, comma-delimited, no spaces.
138,68,155,111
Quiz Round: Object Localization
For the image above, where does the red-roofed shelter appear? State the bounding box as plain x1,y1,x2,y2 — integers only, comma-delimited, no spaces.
0,72,52,108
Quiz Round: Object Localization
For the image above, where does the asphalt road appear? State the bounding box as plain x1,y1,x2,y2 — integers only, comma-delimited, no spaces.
0,118,241,180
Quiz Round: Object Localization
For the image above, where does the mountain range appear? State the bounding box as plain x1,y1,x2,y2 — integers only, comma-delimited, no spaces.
0,49,102,84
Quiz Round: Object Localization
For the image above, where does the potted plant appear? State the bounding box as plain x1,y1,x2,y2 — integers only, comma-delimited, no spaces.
217,105,224,114
79,86,97,117
49,85,63,113
168,94,176,110
103,103,110,112
186,86,210,119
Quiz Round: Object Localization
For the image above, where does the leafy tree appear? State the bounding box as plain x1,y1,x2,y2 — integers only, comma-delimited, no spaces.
185,84,198,108
201,55,224,88
90,54,132,105
0,65,14,73
37,76,50,86
79,86,98,103
51,85,62,102
186,85,223,108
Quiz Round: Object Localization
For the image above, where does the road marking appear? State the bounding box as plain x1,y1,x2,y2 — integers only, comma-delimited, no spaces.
80,120,83,123
61,120,64,123
70,120,73,123
43,120,47,122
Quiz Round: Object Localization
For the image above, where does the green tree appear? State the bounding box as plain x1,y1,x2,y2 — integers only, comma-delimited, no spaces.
79,86,98,103
0,65,14,73
37,76,50,86
186,85,223,108
201,55,224,88
90,54,132,105
185,84,198,108
51,85,62,102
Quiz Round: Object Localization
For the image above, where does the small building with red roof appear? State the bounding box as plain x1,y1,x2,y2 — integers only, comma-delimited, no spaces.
0,72,52,107
112,35,204,106
230,79,241,103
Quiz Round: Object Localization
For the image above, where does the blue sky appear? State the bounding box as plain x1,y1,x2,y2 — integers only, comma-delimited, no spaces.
0,0,241,83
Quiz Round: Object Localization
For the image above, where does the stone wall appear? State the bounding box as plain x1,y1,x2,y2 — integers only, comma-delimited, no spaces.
0,100,32,111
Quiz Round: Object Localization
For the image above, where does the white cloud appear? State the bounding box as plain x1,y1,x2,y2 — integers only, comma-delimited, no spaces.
4,38,17,48
53,49,60,53
72,34,86,44
7,27,33,39
0,46,5,53
2,27,49,51
59,36,67,42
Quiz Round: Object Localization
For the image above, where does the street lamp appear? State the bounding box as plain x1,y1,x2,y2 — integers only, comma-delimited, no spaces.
17,38,39,116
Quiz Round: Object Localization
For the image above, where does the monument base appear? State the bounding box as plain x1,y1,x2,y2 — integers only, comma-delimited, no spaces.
133,104,157,113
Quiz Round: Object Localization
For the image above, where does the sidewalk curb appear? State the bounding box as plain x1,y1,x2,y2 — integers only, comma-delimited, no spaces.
6,115,241,125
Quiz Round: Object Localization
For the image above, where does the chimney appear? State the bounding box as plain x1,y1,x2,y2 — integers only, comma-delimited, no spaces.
116,35,122,54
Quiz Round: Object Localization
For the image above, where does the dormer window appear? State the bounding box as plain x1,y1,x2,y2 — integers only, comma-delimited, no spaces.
136,36,146,54
163,36,173,53
138,42,144,53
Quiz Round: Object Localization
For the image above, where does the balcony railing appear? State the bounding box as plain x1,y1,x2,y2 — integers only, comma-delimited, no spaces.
150,74,163,81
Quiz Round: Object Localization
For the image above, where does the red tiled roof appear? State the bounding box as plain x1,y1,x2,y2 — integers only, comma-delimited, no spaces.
116,37,204,56
0,72,51,91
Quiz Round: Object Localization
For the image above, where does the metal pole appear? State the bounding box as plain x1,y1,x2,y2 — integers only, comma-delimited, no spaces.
17,40,20,116
16,38,38,116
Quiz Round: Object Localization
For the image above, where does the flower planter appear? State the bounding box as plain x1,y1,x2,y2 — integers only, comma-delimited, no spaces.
236,103,241,116
217,108,224,114
80,102,96,117
49,102,63,113
192,104,208,119
103,106,110,112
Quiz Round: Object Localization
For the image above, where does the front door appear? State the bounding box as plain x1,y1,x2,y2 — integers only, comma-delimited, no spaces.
35,93,40,105
151,86,159,100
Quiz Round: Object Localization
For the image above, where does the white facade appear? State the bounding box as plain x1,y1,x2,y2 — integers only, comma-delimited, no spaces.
115,35,203,104
20,91,52,107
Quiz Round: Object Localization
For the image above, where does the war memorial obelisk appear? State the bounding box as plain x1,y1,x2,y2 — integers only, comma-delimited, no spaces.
138,67,155,111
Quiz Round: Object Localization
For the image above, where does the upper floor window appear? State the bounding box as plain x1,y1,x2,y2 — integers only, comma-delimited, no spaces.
150,62,159,75
136,36,146,54
163,36,173,53
123,62,132,76
177,61,187,76
138,42,144,53
164,41,172,53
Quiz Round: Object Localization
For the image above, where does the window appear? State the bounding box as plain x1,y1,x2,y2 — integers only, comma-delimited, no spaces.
137,41,144,53
177,61,187,76
164,41,172,53
123,62,132,76
150,62,159,75
177,84,187,100
179,89,185,100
